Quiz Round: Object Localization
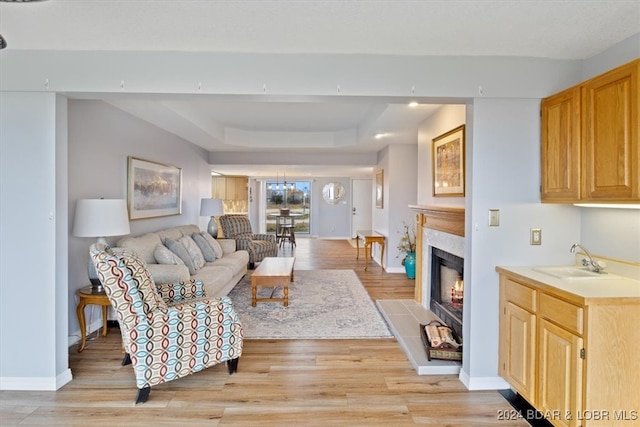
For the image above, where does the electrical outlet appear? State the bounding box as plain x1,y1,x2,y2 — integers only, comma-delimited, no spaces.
489,209,500,227
530,228,542,245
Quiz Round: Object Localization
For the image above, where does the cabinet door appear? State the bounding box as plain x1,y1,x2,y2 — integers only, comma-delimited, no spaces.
212,177,226,199
500,301,537,402
541,86,581,202
236,177,248,200
228,177,247,200
538,319,583,427
582,59,639,201
225,177,237,200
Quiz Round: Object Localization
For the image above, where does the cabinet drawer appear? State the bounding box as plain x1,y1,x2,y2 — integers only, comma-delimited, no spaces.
504,279,536,312
539,293,584,335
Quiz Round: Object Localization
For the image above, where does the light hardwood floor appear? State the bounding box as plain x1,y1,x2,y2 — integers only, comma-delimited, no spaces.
0,238,525,426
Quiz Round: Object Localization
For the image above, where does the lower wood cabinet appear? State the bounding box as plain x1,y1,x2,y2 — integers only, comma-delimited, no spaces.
498,269,640,427
538,319,583,427
500,300,536,400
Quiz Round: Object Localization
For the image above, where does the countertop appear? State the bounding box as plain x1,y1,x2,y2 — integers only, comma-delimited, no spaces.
496,265,640,305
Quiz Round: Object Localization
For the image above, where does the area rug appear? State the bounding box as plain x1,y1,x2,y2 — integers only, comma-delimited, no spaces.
227,269,392,339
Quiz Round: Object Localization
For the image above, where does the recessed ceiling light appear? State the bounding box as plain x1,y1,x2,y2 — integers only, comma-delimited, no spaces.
408,101,419,108
375,133,385,139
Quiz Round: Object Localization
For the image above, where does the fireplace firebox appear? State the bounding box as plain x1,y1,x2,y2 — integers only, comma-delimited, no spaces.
430,247,464,339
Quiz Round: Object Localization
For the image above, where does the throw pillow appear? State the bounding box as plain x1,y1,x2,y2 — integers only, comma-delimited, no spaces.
201,232,224,259
163,237,198,275
192,233,216,262
154,244,185,266
178,236,205,271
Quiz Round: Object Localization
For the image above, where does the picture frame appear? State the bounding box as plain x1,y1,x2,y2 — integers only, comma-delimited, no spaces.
127,156,182,219
375,169,384,208
432,125,465,197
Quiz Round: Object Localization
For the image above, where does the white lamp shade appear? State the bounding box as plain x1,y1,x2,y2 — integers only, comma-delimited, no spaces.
73,199,131,237
200,198,224,216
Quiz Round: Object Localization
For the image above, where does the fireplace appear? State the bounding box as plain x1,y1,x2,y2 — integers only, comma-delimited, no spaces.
430,247,464,339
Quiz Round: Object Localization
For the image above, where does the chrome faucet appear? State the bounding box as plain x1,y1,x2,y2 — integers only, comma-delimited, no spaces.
570,243,604,272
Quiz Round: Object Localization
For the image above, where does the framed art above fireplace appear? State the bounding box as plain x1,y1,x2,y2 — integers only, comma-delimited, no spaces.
432,125,465,197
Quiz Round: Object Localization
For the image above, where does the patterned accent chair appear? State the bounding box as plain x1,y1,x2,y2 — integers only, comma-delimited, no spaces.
218,214,278,269
90,243,243,404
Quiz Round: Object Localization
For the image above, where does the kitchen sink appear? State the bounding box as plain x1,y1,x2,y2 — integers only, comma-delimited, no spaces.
533,266,618,280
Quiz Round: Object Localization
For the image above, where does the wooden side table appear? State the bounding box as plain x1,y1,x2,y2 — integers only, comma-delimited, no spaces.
356,230,386,271
76,285,111,352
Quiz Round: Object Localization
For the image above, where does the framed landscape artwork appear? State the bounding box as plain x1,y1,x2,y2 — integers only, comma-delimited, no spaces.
432,125,465,197
375,169,384,208
127,157,182,219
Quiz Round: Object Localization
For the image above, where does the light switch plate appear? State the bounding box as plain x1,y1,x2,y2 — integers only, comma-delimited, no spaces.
530,228,542,245
489,209,500,227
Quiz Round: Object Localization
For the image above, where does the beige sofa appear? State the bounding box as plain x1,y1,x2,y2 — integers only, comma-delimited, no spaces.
116,224,249,297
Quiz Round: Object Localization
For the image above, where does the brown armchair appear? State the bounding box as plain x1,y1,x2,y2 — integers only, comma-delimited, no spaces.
218,214,278,268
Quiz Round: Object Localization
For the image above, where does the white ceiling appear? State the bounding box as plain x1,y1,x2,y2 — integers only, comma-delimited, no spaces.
2,0,638,177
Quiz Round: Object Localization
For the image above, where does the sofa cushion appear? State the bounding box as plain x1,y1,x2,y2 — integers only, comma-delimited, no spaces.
117,233,162,265
154,244,185,266
192,233,216,262
163,237,198,275
217,239,236,254
209,250,249,277
157,224,200,242
201,232,224,259
191,266,234,297
179,236,205,271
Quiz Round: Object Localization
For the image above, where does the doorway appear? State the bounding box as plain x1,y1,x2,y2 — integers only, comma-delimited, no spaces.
351,179,372,238
265,180,311,235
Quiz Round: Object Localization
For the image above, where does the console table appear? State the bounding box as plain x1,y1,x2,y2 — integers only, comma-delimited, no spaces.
356,230,385,271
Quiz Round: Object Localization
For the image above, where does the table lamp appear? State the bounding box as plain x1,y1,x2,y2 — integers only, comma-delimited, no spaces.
73,199,131,292
200,198,224,237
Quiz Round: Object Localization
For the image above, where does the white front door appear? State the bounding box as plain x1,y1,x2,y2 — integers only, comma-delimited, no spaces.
351,179,372,238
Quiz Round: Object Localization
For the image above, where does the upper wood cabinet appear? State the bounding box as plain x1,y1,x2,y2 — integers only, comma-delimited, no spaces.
541,59,639,203
211,176,227,199
541,86,582,202
211,176,248,200
226,177,248,201
582,60,639,201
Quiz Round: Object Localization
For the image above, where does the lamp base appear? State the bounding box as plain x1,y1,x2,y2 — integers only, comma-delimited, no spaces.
89,277,104,293
207,217,218,238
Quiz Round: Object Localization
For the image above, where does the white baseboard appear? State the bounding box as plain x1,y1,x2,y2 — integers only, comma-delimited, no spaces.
0,368,73,391
385,266,405,274
459,368,510,390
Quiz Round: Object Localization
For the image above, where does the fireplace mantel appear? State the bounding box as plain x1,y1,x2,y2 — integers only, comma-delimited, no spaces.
409,205,465,237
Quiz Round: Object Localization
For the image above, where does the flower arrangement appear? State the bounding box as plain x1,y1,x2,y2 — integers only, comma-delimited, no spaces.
397,221,416,259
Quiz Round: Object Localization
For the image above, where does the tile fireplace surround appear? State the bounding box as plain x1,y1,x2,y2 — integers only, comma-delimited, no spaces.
381,205,466,375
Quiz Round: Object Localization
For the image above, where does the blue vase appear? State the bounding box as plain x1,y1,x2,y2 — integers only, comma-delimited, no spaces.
404,252,416,279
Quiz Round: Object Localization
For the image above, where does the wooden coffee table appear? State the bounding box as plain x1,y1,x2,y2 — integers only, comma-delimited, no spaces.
251,257,295,306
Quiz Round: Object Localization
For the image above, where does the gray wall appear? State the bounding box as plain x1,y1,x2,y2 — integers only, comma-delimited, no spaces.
580,208,640,263
67,100,213,339
382,144,419,272
0,92,71,389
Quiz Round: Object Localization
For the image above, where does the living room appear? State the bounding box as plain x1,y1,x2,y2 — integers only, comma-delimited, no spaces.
1,2,639,422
